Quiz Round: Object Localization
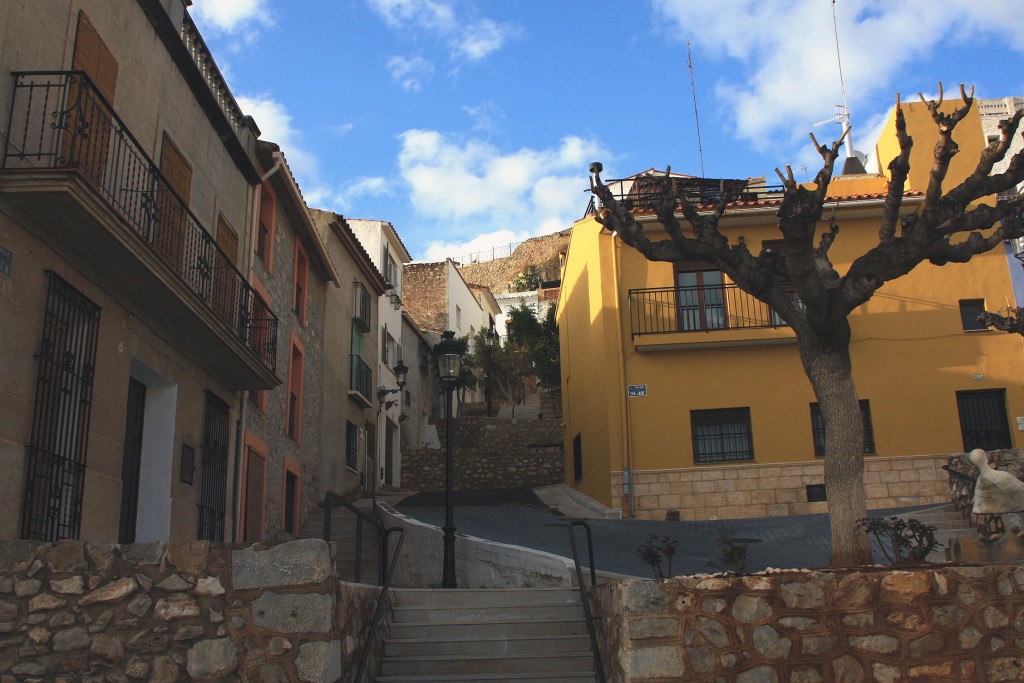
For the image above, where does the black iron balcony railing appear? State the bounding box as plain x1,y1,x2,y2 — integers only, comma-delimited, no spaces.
629,284,796,336
1,71,277,372
350,355,372,400
585,174,784,217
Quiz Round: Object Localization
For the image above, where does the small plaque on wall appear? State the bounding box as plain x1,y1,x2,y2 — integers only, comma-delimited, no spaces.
806,484,827,502
180,444,195,485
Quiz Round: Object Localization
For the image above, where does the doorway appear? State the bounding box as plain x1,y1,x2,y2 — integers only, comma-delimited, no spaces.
119,378,146,543
956,389,1012,452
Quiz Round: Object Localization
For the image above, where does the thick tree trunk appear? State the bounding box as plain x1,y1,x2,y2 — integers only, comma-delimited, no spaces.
797,328,874,566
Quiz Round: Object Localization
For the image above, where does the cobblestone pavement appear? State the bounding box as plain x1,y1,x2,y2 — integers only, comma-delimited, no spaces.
395,489,933,578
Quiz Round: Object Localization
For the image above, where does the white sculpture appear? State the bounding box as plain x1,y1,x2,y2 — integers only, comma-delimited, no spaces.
970,449,1024,515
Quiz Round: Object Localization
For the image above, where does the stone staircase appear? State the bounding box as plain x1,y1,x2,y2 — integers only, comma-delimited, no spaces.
375,587,599,682
894,503,976,562
495,390,542,420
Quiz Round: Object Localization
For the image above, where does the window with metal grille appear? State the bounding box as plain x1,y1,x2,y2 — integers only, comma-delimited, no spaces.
959,299,987,331
810,400,876,458
197,391,230,541
345,421,358,471
21,272,101,541
691,407,754,464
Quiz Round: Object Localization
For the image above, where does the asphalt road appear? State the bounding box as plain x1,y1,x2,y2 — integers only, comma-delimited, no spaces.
395,489,927,578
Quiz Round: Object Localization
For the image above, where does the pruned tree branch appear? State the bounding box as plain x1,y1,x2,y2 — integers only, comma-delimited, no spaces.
880,95,912,244
981,307,1024,335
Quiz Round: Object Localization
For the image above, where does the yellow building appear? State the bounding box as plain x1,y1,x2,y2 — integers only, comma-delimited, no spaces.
557,100,1024,521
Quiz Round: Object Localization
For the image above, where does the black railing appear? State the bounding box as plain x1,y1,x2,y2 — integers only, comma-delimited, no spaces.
585,175,783,216
629,284,796,336
1,71,277,372
354,526,405,683
569,520,606,683
350,355,373,400
322,490,388,585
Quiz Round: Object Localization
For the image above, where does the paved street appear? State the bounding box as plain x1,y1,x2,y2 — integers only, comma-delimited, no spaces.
395,489,932,578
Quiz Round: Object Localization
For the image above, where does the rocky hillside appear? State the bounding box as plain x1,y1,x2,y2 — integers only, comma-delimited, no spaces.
458,230,571,294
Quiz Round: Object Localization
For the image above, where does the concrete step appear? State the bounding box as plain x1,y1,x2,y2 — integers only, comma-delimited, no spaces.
394,588,580,608
392,604,585,624
380,652,595,677
375,674,596,683
379,587,597,682
388,618,591,640
384,634,590,657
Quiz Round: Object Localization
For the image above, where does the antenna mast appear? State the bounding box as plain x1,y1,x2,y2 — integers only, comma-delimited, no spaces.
831,0,853,158
687,41,706,178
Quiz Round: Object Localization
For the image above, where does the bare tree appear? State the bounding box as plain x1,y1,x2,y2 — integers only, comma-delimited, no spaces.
590,85,1024,566
981,307,1024,335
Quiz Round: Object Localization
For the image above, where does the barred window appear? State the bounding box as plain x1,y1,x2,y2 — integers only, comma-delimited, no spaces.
691,407,753,464
810,400,875,458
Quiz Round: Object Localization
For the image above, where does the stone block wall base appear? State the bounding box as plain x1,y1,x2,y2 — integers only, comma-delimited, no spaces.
612,454,950,521
947,532,1024,564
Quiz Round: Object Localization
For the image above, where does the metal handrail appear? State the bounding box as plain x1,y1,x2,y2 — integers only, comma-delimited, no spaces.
569,520,606,683
2,71,278,371
322,491,387,585
353,526,405,683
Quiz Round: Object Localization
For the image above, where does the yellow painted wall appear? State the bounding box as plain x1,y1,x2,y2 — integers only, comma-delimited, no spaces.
559,190,1024,507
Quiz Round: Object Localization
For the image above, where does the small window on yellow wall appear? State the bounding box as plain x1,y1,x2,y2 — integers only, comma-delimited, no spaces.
959,299,987,331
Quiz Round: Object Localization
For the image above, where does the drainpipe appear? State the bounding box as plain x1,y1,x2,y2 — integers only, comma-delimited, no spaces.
611,233,635,517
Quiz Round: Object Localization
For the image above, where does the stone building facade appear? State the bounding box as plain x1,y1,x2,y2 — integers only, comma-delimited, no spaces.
242,143,340,542
310,210,388,500
0,0,279,543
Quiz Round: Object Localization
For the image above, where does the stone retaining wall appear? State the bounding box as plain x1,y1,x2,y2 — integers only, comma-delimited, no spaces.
402,416,564,491
594,565,1024,682
613,454,950,521
0,538,381,682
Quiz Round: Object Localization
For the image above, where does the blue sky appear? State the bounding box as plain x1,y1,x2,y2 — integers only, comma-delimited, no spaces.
190,0,1024,261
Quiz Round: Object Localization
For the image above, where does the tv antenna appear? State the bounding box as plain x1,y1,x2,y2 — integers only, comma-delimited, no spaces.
687,41,706,178
814,0,853,159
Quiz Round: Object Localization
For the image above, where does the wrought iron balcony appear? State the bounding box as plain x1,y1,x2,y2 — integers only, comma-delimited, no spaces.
1,71,278,383
629,284,795,337
349,355,373,407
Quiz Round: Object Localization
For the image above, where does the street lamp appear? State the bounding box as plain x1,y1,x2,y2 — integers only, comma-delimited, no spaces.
484,329,496,417
435,330,463,588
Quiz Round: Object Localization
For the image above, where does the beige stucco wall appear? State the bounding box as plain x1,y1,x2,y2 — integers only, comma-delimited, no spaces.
0,214,239,542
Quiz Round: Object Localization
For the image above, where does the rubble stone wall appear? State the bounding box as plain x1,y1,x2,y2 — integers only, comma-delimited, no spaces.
0,538,382,682
594,566,1024,682
401,416,564,491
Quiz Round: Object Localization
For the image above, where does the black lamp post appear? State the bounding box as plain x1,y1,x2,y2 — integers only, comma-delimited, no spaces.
435,330,463,588
484,329,496,417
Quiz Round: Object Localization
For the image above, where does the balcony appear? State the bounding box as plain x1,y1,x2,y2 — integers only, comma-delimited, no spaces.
628,284,797,351
349,354,373,408
0,71,278,388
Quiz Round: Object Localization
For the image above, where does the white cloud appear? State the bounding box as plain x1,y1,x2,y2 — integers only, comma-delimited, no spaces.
325,176,394,213
237,95,330,202
386,56,435,93
397,130,607,256
191,0,271,33
652,0,1023,156
463,102,504,134
455,18,517,62
367,0,519,68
